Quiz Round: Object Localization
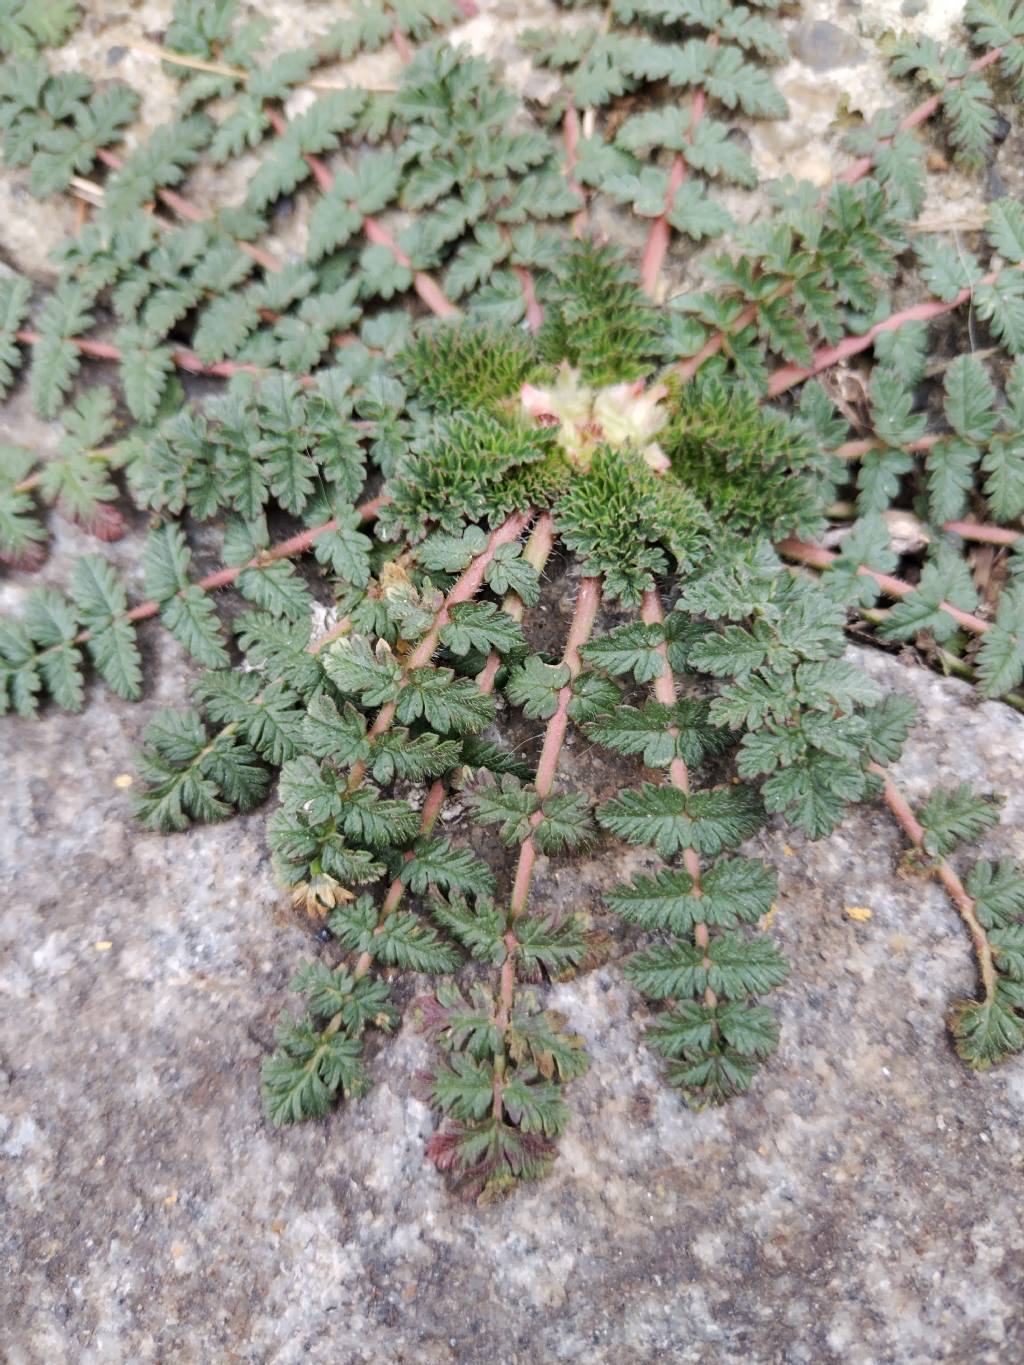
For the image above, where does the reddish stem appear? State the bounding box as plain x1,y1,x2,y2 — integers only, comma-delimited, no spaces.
564,107,587,239
15,328,267,382
826,444,1021,545
839,46,1005,185
353,778,448,980
505,576,602,932
642,588,716,1005
640,74,709,299
392,24,413,63
943,520,1022,546
869,761,996,1000
496,575,601,1044
349,512,535,979
675,44,1009,383
345,509,534,792
776,536,992,635
69,495,385,645
766,263,1016,396
640,155,686,299
836,434,938,460
351,545,522,980
475,512,555,695
95,148,283,274
513,264,544,334
265,108,458,321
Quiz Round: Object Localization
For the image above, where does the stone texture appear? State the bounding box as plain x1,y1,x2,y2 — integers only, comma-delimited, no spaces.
2,616,1023,1364
788,21,867,70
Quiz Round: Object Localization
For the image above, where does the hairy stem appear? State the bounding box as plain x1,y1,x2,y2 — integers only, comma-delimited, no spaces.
497,574,602,1036
476,511,556,695
940,520,1023,547
95,148,283,273
63,495,385,649
839,46,1005,185
776,536,992,636
835,434,939,461
766,262,1022,397
857,607,1024,712
15,326,267,382
563,107,587,239
674,45,1010,384
351,512,547,980
490,571,600,1122
641,588,716,1007
869,761,997,1001
639,54,711,299
264,108,459,321
346,509,534,792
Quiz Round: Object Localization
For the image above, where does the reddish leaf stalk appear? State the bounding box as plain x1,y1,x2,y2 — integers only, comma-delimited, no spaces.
776,536,992,635
95,148,283,274
498,574,602,1026
825,442,1021,545
869,761,996,1001
766,262,1022,396
476,511,556,695
65,494,385,648
640,155,687,300
836,434,938,460
640,74,709,299
346,508,534,791
352,515,548,977
675,44,1009,383
839,46,1006,185
15,327,267,381
264,108,458,320
563,106,587,239
491,571,601,1122
349,508,537,978
392,24,414,63
642,587,716,1007
943,520,1022,546
513,263,544,334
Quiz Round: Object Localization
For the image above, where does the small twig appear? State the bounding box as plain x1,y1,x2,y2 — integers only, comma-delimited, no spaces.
128,40,397,92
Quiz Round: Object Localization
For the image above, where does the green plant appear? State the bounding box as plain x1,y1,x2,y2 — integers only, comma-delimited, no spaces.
1,0,1023,1200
